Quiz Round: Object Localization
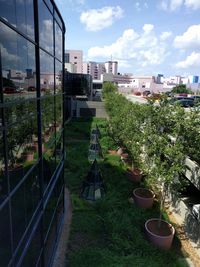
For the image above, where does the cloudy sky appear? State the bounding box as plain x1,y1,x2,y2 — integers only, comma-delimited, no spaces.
56,0,200,76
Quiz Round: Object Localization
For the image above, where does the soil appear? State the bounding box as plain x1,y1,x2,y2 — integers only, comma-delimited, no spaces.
127,170,142,182
146,219,173,236
166,208,200,267
134,188,154,198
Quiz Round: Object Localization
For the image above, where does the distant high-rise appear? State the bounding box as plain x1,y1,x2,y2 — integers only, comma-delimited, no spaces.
105,61,118,75
65,50,83,73
82,62,106,80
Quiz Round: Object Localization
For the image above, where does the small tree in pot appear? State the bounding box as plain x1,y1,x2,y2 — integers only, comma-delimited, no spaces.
143,99,186,250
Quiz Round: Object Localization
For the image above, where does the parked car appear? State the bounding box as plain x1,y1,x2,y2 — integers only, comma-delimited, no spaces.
3,87,18,94
143,90,151,97
189,95,200,103
28,86,36,91
168,96,187,104
174,98,194,107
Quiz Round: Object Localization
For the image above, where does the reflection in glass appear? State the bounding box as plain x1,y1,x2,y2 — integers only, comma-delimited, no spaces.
55,95,62,129
0,132,8,204
44,0,53,13
0,204,12,266
0,0,35,40
55,60,62,93
55,23,62,61
7,103,37,189
38,0,54,54
0,0,16,26
55,11,63,30
40,50,54,94
0,22,36,101
21,221,41,267
11,166,40,250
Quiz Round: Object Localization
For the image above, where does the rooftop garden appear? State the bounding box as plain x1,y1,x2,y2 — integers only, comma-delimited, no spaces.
64,116,190,267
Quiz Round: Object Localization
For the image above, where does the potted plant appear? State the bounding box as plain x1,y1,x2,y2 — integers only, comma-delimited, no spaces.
133,187,155,208
143,100,186,250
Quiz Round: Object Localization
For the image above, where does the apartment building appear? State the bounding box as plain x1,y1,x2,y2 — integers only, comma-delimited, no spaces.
65,50,83,73
82,62,106,80
105,61,118,75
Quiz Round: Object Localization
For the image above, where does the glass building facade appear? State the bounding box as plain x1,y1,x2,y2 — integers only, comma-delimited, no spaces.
0,1,65,266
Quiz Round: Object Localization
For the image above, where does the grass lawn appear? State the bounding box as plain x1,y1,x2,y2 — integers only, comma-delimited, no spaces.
65,118,189,267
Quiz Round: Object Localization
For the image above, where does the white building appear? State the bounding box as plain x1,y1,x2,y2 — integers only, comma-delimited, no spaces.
64,63,77,73
82,62,106,80
65,50,83,73
105,61,118,75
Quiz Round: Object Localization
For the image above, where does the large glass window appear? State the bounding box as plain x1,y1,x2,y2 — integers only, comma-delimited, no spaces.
0,0,65,265
0,22,36,101
38,0,54,55
11,166,40,250
55,60,62,93
0,132,7,204
0,0,16,27
40,50,54,94
0,0,35,40
0,204,12,267
55,23,62,61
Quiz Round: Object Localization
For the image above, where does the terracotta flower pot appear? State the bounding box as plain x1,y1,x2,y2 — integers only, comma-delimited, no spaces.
21,152,34,162
126,168,142,182
145,218,175,250
108,150,117,155
133,188,155,209
117,147,124,155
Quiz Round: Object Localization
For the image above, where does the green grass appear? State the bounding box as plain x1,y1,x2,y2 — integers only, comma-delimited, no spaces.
65,118,189,267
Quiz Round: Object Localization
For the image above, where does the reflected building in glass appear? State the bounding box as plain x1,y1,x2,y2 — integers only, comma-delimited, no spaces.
0,0,65,266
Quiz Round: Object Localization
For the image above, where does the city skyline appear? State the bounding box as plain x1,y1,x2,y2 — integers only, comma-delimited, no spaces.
56,0,200,76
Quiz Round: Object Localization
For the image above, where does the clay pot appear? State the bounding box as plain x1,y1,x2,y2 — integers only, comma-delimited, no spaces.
117,147,124,155
108,150,117,155
145,218,175,250
21,152,34,162
133,188,155,209
126,168,142,182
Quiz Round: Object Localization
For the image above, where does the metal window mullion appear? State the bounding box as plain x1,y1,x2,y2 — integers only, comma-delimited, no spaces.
33,1,45,267
61,25,66,217
0,43,15,266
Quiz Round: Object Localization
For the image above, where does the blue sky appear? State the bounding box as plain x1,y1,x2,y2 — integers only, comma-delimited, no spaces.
55,0,200,77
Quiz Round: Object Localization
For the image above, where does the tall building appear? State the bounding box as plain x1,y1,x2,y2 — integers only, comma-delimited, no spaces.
65,50,83,73
82,62,106,80
105,61,118,75
188,75,199,84
0,1,66,266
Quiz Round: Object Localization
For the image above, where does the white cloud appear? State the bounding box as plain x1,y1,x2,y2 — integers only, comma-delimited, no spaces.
87,25,170,68
1,45,19,62
135,2,141,11
160,31,172,40
80,6,123,31
185,0,200,9
143,24,154,33
170,0,184,10
173,24,200,49
159,0,183,11
159,0,200,10
135,2,148,11
175,52,200,68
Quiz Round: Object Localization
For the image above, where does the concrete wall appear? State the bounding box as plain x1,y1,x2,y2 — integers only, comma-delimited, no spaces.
76,100,108,118
185,157,200,191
